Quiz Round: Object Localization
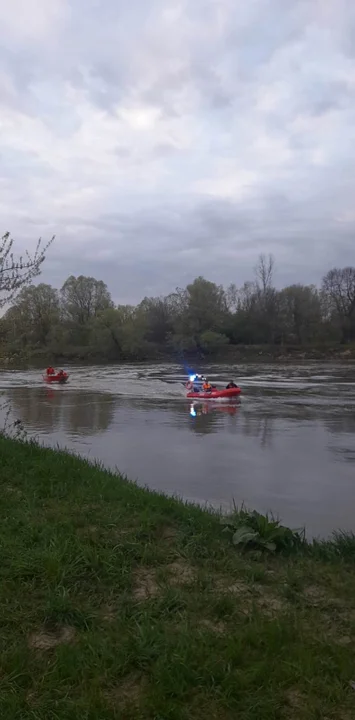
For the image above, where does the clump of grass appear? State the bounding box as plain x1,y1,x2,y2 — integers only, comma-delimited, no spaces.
0,396,27,441
312,530,355,560
222,505,306,554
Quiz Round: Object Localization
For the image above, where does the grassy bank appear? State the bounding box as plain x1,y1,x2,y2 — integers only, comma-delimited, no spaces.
1,437,355,719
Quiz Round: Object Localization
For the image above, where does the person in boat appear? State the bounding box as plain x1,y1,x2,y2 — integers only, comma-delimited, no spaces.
226,381,238,389
46,366,55,376
190,374,204,393
203,380,212,392
57,369,66,378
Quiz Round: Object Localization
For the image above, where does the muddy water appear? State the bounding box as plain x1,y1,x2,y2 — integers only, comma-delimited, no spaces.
1,363,355,538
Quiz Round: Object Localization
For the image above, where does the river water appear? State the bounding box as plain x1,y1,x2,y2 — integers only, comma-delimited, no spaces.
1,363,355,538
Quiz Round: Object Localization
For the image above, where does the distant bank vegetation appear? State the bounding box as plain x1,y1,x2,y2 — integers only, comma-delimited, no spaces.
1,253,355,363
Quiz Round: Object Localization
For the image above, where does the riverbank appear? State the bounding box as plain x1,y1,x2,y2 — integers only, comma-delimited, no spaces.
1,436,355,719
1,342,355,368
218,342,355,363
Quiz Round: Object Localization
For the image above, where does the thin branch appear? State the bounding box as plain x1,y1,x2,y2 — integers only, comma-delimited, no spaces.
0,232,54,308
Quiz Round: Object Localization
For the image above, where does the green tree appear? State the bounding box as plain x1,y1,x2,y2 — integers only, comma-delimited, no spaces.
24,284,58,340
278,285,322,344
3,284,59,352
91,305,156,361
57,276,113,354
199,330,230,353
172,277,230,352
138,297,174,345
90,306,134,359
61,275,113,326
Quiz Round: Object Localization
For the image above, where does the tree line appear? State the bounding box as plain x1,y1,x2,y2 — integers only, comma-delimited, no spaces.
1,250,355,362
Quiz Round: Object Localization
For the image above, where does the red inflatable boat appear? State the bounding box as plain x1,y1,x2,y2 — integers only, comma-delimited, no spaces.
186,387,241,399
43,372,69,384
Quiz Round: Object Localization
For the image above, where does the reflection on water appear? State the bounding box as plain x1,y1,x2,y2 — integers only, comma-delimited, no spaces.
189,401,240,435
187,401,272,447
1,362,355,538
325,414,355,435
241,415,274,448
7,387,114,436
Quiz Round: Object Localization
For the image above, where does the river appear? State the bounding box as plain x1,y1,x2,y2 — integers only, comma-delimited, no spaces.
1,363,355,538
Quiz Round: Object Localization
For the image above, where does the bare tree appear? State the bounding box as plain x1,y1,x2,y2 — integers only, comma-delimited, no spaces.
255,253,275,293
252,254,278,342
322,267,355,342
225,283,239,312
0,232,54,308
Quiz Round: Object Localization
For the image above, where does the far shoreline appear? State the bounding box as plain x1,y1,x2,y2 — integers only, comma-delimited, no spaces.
1,342,355,369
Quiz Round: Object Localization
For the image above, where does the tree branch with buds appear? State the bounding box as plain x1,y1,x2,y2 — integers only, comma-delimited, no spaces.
0,232,54,308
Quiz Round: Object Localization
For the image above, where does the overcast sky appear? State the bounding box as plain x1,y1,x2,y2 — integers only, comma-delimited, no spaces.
1,0,354,303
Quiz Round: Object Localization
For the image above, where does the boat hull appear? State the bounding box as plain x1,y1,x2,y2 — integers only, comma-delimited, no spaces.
43,374,69,384
186,387,241,399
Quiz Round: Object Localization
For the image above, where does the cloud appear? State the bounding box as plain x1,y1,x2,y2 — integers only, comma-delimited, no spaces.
1,0,355,303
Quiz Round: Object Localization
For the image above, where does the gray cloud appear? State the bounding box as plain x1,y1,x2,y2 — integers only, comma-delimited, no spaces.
1,0,355,303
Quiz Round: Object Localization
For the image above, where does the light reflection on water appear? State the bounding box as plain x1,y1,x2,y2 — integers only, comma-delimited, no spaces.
1,362,355,538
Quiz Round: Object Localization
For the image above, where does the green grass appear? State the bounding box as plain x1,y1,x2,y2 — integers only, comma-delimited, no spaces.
1,436,355,719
